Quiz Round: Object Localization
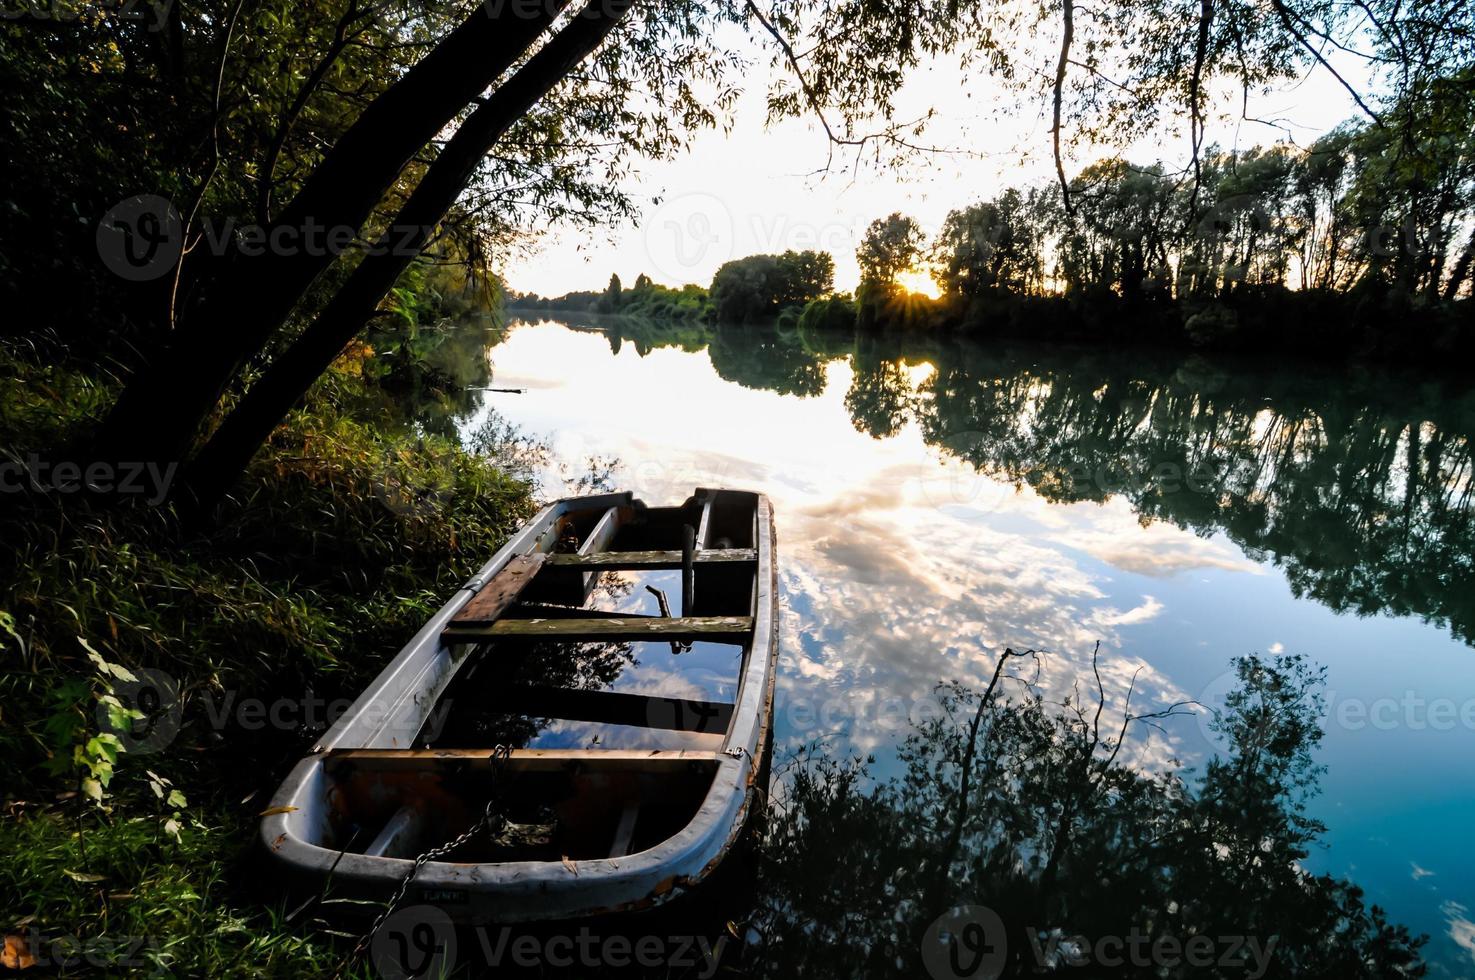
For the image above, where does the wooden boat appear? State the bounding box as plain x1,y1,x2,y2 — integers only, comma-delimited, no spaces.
260,489,778,922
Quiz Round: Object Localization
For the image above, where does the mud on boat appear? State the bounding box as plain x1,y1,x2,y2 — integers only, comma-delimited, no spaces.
260,489,778,922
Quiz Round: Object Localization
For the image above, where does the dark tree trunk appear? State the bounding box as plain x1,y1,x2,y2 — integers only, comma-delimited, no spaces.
179,0,636,516
93,0,572,469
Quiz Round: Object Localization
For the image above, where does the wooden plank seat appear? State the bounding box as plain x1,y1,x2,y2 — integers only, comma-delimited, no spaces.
442,615,753,644
449,553,548,626
322,748,721,772
542,549,756,570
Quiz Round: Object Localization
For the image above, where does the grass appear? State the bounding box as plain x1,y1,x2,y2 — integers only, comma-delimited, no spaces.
0,336,542,976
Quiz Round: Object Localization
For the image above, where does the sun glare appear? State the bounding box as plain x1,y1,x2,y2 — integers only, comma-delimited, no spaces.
895,269,941,299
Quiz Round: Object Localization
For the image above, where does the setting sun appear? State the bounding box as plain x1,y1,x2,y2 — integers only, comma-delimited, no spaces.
895,269,942,299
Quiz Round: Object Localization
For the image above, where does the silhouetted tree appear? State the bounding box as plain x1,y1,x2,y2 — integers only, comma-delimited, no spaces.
857,212,927,293
934,189,1055,298
710,251,835,322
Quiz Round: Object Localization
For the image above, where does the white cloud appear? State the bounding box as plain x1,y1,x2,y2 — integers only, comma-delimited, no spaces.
1093,596,1165,628
1443,902,1475,962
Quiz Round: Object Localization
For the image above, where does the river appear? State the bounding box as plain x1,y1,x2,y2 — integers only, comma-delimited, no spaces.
446,313,1475,975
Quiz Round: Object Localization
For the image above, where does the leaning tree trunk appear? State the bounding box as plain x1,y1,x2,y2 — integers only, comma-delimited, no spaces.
179,0,637,515
93,0,573,470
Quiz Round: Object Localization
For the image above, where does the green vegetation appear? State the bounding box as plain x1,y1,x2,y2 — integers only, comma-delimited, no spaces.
709,251,835,323
0,336,540,975
508,250,837,325
522,105,1473,364
3,0,1472,969
858,105,1474,360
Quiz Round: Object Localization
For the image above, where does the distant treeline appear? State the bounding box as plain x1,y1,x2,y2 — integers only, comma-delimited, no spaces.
508,249,836,325
513,103,1475,365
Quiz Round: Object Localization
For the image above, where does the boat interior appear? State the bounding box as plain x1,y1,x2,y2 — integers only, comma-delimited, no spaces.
310,489,764,865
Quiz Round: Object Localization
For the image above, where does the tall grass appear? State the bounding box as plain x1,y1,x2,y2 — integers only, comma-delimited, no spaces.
0,339,540,976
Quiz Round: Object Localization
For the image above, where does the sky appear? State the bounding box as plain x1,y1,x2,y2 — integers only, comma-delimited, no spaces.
501,30,1375,297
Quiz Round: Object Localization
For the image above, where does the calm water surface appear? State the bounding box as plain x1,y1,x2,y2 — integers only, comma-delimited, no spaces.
456,315,1475,974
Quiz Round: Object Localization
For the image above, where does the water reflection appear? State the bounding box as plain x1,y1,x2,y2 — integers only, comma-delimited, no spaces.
455,314,1474,974
359,313,509,438
554,315,1475,644
746,653,1428,978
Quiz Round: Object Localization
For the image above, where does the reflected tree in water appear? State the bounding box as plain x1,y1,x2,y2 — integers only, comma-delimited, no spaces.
478,322,1475,643
708,324,829,398
845,353,916,439
746,652,1427,978
910,345,1475,644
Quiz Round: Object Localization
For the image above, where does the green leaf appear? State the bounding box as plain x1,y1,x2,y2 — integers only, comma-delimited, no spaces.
77,636,137,681
166,789,188,809
85,736,120,765
81,778,104,801
0,610,20,647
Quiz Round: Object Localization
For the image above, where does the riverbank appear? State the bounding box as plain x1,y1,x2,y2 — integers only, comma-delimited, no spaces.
511,281,1472,368
0,337,540,974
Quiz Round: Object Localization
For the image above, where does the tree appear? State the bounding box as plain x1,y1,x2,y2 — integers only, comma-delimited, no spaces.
179,0,645,511
1058,159,1176,300
856,212,925,292
709,251,834,322
19,0,1473,513
93,0,582,468
599,272,624,312
933,190,1054,298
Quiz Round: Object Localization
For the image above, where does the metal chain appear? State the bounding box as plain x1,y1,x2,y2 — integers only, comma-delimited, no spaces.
333,743,512,978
